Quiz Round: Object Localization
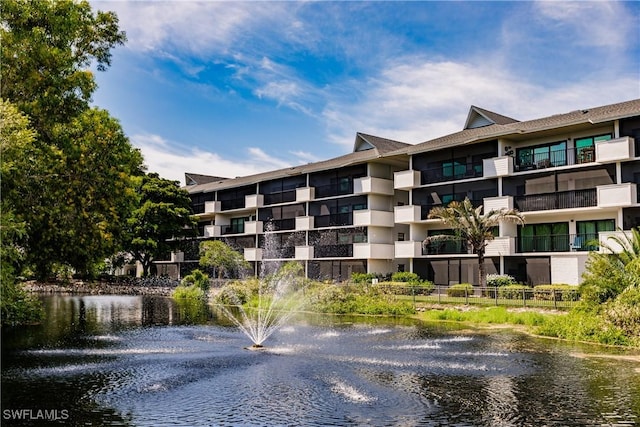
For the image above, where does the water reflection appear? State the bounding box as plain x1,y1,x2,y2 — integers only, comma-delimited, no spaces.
2,295,639,426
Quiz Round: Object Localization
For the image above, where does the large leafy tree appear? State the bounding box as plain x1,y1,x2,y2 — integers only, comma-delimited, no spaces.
426,198,525,290
0,100,44,325
125,173,197,276
2,0,144,279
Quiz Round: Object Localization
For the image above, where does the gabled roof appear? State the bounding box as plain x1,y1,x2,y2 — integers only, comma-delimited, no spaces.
185,172,228,186
354,132,411,154
464,106,519,129
396,98,640,156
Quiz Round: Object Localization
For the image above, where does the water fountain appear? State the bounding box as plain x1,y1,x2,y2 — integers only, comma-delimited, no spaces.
215,225,308,348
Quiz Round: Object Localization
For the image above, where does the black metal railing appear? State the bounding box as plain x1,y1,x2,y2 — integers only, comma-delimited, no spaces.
313,182,354,198
314,244,353,258
514,189,597,212
422,238,468,255
420,162,484,185
220,199,246,211
314,212,353,228
419,197,488,220
517,233,600,253
263,190,297,205
269,218,296,231
221,225,245,235
515,146,596,171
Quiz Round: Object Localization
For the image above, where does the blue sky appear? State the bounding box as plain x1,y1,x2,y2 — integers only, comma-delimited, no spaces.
91,1,640,184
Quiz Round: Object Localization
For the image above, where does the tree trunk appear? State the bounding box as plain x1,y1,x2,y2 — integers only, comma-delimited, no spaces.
477,250,486,296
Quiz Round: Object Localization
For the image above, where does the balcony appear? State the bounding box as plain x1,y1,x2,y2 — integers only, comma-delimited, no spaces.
353,243,394,259
313,182,353,198
514,189,597,212
295,216,314,230
483,196,514,212
296,187,315,202
420,162,483,185
595,136,635,163
263,190,296,205
598,231,634,254
220,199,246,211
597,183,637,207
483,156,513,178
517,233,599,253
394,170,420,190
314,244,353,258
295,245,314,260
204,201,221,214
262,246,295,259
221,224,245,235
394,205,422,223
353,210,394,227
245,194,264,209
394,241,422,258
353,177,394,195
422,238,469,255
515,145,599,172
244,221,263,234
266,218,296,232
244,248,262,262
485,237,515,256
314,212,353,228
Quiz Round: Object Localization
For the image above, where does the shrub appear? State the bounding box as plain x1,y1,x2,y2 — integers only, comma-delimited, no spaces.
350,272,376,284
486,274,516,287
391,272,420,283
172,285,205,300
498,285,531,300
379,280,434,296
533,284,579,301
180,269,210,291
446,283,474,297
307,283,415,315
536,310,632,346
603,286,640,339
216,279,258,305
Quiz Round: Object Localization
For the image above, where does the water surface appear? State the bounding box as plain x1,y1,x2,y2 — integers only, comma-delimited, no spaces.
2,295,639,426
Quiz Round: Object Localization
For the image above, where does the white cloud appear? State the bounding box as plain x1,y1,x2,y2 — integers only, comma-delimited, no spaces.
323,57,639,148
132,133,295,185
533,1,634,48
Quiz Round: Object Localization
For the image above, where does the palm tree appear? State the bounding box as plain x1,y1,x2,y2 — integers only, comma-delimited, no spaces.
425,198,524,291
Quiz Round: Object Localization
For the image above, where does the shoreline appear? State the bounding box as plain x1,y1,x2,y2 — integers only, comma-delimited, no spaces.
23,281,176,297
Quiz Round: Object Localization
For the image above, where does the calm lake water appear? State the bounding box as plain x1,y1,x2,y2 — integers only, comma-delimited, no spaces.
2,295,639,426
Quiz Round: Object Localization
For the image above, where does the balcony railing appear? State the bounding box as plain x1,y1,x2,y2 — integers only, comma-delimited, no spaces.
419,196,489,220
314,244,353,258
221,225,244,235
517,233,599,253
263,190,297,205
268,218,296,231
262,246,295,259
314,212,353,228
313,182,354,198
422,238,468,255
220,199,246,211
515,146,596,172
514,189,597,212
420,162,483,185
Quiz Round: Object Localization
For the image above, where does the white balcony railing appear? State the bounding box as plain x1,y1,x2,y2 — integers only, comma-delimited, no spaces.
595,136,635,163
394,205,422,223
244,248,262,262
353,210,394,227
394,170,420,190
354,177,394,195
597,183,637,207
483,156,513,178
394,241,422,258
353,243,394,259
204,200,221,214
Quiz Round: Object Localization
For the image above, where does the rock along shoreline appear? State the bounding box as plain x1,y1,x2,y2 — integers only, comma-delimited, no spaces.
23,279,179,297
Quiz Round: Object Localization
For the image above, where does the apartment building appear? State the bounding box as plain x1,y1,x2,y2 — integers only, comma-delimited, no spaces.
167,99,640,285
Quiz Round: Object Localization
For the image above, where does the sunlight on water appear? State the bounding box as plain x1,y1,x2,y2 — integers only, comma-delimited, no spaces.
328,378,377,403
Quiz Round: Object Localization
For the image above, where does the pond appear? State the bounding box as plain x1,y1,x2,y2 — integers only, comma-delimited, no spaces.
2,295,639,426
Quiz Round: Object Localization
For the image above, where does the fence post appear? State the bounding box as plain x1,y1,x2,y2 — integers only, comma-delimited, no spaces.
438,285,441,304
522,287,526,307
465,287,469,305
494,286,498,306
553,289,558,309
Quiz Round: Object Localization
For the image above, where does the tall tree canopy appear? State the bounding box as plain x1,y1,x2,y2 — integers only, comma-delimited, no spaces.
426,198,525,289
125,173,197,277
200,241,250,279
1,0,144,279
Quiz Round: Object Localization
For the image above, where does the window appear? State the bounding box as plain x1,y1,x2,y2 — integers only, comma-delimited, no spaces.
575,219,615,251
575,134,611,163
517,141,567,170
519,222,569,252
